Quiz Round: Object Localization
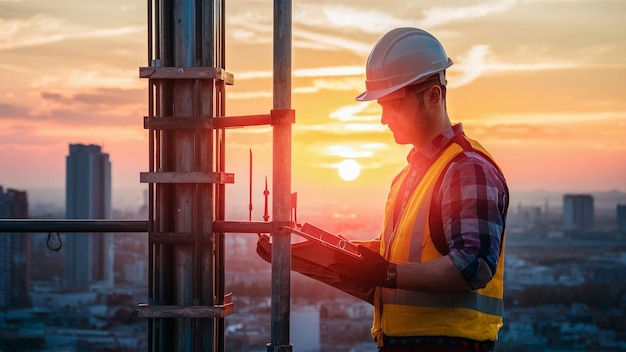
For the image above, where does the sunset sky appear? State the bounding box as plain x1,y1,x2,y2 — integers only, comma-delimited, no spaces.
1,0,625,216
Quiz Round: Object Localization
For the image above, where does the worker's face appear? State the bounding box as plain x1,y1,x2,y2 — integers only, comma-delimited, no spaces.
378,87,431,146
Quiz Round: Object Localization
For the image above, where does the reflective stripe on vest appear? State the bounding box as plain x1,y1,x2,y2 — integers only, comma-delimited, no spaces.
373,137,504,344
383,289,503,316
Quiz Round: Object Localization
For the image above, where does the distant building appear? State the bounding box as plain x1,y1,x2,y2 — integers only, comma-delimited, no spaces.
291,305,320,352
122,260,147,284
617,204,626,232
562,194,594,230
65,144,113,290
0,186,32,310
509,204,543,230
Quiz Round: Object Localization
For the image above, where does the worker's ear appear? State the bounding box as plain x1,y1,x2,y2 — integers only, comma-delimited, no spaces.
426,85,442,104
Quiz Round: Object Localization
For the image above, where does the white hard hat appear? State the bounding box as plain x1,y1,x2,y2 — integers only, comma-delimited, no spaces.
356,28,453,101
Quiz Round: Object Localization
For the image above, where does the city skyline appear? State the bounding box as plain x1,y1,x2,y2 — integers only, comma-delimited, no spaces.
1,1,625,217
0,187,31,310
64,143,114,289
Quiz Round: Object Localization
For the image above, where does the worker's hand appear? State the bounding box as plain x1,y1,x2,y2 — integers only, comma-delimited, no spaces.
330,245,391,291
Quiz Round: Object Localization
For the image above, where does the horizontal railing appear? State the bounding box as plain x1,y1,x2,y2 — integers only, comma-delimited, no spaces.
0,219,149,233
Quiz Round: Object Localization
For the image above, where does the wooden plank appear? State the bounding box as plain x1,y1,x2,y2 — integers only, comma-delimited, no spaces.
139,172,234,184
139,67,234,85
144,114,272,129
136,303,234,319
213,114,272,128
143,116,213,130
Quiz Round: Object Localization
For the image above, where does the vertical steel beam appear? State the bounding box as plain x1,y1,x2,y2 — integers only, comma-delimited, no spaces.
156,0,175,350
171,1,196,350
213,2,227,351
146,0,294,350
198,0,218,351
268,0,293,351
149,0,220,351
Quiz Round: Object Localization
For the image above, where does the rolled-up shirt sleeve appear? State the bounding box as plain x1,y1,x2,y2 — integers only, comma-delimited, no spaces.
437,151,508,290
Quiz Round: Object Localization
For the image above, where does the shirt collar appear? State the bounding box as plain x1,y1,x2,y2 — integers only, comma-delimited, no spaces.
407,123,464,164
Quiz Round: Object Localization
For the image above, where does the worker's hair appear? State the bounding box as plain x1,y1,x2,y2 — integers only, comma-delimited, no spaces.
407,72,447,102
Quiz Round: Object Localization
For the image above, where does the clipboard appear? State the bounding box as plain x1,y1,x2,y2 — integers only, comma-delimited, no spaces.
256,223,374,304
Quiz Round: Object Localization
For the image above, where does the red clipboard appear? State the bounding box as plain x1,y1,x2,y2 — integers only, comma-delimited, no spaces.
256,223,374,304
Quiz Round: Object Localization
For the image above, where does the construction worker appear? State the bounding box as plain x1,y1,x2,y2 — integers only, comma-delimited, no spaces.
333,28,509,352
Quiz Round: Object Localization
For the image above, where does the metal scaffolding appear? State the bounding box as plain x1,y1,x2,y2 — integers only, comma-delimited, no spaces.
139,0,294,350
0,0,295,351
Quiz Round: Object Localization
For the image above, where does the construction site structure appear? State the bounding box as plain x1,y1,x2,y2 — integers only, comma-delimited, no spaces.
0,0,296,351
137,0,294,350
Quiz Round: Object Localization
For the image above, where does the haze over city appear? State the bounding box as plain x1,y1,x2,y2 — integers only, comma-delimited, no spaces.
2,2,626,351
1,0,625,216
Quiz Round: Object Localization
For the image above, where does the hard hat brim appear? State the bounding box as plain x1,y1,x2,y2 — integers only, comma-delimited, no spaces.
355,66,451,102
355,85,403,102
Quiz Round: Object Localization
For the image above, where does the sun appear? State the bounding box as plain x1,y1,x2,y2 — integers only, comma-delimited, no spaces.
337,159,361,181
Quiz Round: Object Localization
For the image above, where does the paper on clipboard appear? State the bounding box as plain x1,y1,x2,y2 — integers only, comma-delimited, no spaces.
256,223,375,304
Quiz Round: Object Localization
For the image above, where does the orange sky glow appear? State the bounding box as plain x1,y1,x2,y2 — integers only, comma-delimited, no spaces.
1,0,625,218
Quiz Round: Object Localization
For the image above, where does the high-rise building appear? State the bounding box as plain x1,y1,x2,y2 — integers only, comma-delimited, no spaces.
0,186,31,310
562,194,594,230
65,144,113,290
291,305,321,352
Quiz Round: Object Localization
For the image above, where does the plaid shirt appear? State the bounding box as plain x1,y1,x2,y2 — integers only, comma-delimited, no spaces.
397,123,509,289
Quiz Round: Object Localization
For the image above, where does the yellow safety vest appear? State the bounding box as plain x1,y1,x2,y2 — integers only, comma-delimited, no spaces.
373,136,505,345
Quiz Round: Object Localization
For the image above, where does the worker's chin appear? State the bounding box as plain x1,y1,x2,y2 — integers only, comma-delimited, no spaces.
392,135,411,145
